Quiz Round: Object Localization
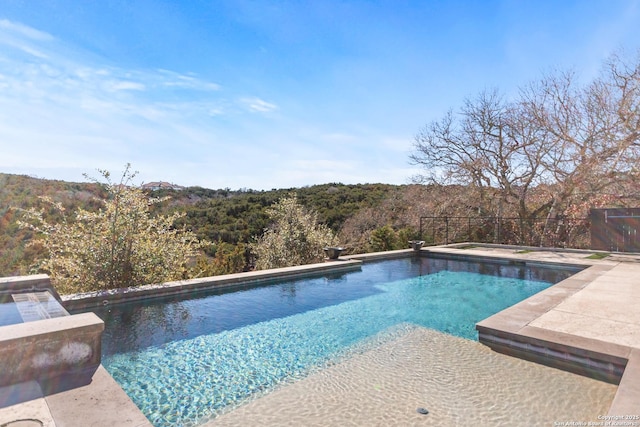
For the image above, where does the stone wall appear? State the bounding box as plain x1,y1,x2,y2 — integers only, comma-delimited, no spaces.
0,274,104,390
0,313,104,388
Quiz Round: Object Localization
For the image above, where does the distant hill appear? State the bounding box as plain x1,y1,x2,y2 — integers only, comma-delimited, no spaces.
0,172,402,276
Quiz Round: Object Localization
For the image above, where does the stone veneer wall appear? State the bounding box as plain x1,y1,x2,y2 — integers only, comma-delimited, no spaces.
0,313,104,388
0,275,104,389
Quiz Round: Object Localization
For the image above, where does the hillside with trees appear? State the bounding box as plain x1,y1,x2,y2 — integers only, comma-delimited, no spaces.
0,172,405,278
2,165,639,287
0,173,106,276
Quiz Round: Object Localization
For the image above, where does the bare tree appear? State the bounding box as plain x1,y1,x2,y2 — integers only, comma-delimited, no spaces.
411,52,640,246
522,53,640,234
410,89,548,241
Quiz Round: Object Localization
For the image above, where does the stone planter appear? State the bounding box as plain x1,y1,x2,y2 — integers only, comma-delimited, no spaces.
324,247,344,260
409,240,425,251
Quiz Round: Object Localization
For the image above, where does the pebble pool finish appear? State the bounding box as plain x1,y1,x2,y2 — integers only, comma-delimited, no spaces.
94,257,579,426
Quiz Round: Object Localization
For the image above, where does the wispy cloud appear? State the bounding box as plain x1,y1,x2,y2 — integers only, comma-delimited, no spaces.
321,132,358,143
240,97,278,113
0,20,224,109
0,19,53,41
0,15,480,190
106,80,146,91
0,19,53,59
158,70,220,91
379,137,413,152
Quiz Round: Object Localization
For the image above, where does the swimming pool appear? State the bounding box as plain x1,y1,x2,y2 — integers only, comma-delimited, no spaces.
90,256,580,426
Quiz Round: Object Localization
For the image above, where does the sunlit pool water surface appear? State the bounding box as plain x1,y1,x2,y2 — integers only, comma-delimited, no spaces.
91,257,579,427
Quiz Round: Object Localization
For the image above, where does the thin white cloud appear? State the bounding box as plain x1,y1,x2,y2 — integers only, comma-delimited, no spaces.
106,80,146,91
158,70,221,91
1,39,48,58
321,132,358,142
207,107,225,116
0,19,54,41
0,19,54,59
240,97,278,113
292,159,355,171
379,136,413,152
0,19,237,183
0,21,228,120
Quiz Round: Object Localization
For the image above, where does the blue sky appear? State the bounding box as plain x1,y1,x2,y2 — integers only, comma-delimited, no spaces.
0,1,639,190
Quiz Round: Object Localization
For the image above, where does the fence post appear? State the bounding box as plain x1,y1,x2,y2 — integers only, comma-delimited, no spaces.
445,216,449,245
433,219,436,245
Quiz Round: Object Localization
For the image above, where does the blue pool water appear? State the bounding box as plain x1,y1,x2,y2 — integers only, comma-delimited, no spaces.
91,257,579,427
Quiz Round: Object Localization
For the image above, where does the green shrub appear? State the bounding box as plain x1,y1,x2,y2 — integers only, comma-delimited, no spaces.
211,241,247,275
19,165,208,293
252,195,337,269
369,225,398,252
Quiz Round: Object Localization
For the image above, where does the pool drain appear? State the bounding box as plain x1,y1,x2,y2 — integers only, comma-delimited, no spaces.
416,407,429,415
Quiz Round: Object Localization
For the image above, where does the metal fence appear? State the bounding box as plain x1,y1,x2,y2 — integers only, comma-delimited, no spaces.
418,216,591,249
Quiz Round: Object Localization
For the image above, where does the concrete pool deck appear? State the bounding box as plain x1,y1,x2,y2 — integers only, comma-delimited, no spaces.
0,366,152,427
2,244,639,426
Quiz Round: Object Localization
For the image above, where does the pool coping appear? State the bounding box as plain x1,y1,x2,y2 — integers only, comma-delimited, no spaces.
475,263,629,381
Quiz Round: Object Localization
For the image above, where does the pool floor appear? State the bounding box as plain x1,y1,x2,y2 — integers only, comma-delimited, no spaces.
207,325,616,427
